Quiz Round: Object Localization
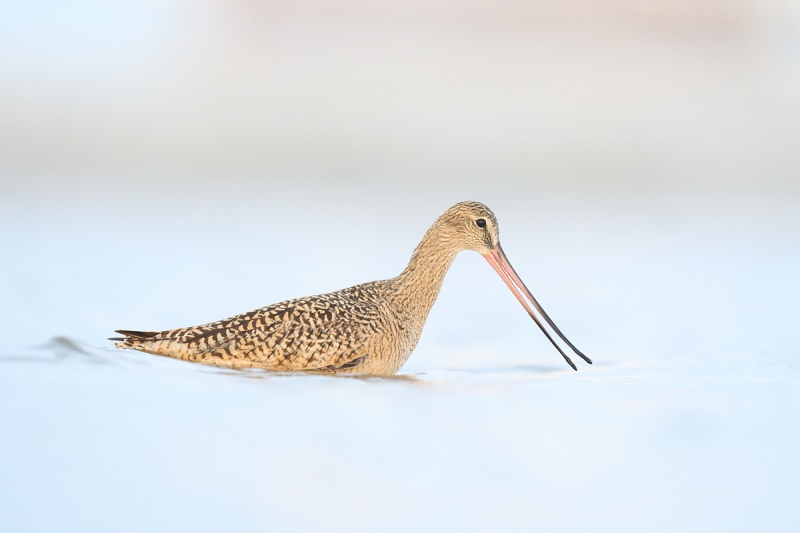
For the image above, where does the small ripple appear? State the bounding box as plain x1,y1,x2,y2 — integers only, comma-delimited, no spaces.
0,336,121,365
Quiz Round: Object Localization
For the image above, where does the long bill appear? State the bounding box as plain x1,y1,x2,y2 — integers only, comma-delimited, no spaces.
482,244,592,371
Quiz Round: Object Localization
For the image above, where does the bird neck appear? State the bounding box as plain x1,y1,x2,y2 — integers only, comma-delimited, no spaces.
394,222,460,321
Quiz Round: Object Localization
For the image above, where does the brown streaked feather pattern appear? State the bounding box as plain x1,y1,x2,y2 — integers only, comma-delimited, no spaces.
114,201,502,376
116,281,401,373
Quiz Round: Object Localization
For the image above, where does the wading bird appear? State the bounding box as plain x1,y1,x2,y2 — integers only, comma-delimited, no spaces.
112,201,591,375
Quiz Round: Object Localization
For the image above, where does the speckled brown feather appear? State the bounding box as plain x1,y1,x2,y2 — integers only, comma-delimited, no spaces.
114,201,501,375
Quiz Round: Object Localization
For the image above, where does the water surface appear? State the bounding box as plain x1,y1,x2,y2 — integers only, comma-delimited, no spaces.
2,192,798,531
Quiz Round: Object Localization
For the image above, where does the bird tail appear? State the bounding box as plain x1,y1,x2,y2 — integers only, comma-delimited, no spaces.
110,329,179,356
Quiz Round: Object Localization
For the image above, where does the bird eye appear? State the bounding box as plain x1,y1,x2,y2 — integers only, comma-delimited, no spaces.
475,218,487,228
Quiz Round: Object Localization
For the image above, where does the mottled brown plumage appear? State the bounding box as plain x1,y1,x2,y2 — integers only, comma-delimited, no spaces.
113,201,591,375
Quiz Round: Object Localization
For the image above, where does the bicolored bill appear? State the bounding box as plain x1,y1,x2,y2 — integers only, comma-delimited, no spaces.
483,244,592,371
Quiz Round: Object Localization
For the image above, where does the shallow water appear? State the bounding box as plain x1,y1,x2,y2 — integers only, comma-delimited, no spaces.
2,337,798,532
1,187,798,532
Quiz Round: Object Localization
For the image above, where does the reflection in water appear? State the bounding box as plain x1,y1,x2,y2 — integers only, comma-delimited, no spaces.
0,336,113,365
208,366,424,383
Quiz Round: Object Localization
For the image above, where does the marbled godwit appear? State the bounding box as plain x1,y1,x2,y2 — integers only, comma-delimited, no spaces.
112,201,591,375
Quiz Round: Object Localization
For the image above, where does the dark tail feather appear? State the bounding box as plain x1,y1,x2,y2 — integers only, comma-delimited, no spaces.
109,330,160,341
